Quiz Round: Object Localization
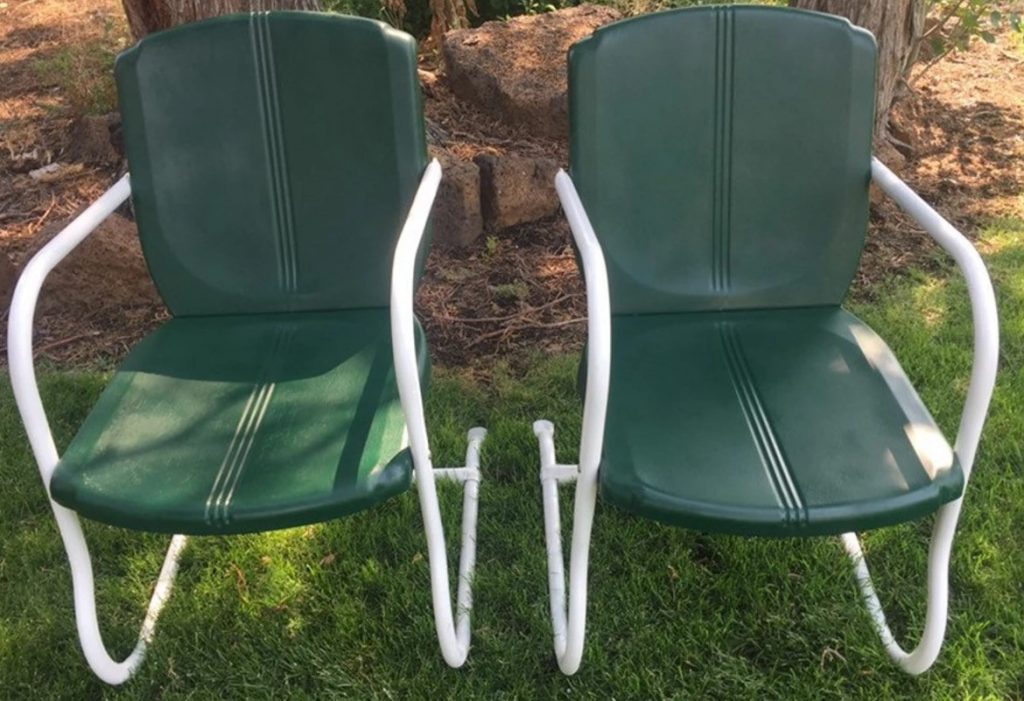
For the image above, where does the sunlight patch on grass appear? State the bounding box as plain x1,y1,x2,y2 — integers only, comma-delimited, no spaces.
909,274,952,329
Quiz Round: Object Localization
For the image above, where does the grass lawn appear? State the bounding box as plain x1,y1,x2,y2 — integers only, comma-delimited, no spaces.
1,218,1023,699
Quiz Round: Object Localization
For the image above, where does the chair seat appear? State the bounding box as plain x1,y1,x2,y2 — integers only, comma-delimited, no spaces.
50,308,428,535
599,307,963,536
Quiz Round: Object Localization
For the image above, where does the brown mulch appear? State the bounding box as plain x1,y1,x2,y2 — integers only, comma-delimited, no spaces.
0,1,1022,370
418,216,585,371
0,0,147,366
0,1,126,251
417,51,581,370
856,22,1024,297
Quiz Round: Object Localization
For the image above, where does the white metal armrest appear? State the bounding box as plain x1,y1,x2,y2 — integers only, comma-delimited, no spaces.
390,158,442,463
553,170,612,477
8,174,132,486
870,157,999,479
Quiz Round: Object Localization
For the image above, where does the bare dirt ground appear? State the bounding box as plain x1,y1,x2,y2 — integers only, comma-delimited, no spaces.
1,0,1022,371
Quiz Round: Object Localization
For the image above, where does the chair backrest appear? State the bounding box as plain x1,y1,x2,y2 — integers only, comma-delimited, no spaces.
116,13,427,317
569,6,876,315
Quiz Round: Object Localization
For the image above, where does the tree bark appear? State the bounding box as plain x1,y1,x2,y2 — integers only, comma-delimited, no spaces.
789,0,925,146
121,0,323,40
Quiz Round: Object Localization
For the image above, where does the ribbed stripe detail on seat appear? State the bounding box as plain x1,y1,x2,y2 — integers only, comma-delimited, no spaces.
718,321,807,526
711,6,735,293
251,11,298,295
204,325,294,527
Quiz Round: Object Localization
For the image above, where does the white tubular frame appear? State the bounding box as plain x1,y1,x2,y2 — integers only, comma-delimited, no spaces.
532,170,611,675
391,158,487,668
7,174,189,685
536,161,999,676
841,158,999,675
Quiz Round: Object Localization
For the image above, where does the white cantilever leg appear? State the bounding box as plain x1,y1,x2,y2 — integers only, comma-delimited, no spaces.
412,427,487,667
842,500,960,675
534,419,597,675
53,506,187,685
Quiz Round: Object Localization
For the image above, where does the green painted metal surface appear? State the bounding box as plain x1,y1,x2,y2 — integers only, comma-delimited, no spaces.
571,7,962,534
570,6,876,314
50,14,432,534
600,308,963,536
50,310,428,534
116,13,427,316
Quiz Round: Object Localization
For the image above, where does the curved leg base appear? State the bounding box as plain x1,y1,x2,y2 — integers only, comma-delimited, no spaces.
416,427,486,668
534,419,596,676
54,503,186,685
842,499,962,676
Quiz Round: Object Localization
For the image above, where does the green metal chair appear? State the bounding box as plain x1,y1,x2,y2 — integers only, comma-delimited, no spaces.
535,6,998,675
7,12,485,684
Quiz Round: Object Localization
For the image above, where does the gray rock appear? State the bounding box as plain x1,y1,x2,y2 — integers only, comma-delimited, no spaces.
442,4,621,140
432,153,483,247
475,153,559,231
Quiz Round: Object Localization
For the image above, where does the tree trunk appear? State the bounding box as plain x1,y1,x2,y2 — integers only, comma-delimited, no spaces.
790,0,925,147
121,0,323,40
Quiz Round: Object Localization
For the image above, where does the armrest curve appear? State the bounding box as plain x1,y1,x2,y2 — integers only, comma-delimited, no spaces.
390,159,442,463
554,170,611,476
7,174,131,484
871,157,998,480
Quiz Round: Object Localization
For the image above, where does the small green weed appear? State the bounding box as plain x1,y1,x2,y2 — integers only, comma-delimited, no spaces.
33,18,127,117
